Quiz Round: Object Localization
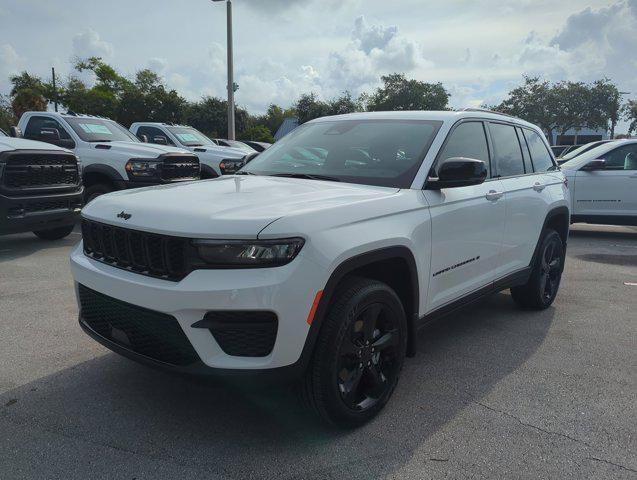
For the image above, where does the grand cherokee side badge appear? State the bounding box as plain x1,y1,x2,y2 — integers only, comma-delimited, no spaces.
117,211,132,220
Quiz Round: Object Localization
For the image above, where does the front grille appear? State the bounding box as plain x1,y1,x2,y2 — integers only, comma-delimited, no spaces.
195,311,278,357
81,219,188,281
1,151,79,190
161,155,200,181
78,284,200,366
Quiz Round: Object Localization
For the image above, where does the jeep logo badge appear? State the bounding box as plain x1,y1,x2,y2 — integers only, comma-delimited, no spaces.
117,211,132,220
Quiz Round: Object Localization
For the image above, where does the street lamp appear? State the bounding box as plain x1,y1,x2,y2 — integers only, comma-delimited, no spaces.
212,0,236,140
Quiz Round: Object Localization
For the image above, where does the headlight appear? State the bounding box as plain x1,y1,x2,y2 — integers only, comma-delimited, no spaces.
125,159,161,177
192,238,305,267
219,159,244,174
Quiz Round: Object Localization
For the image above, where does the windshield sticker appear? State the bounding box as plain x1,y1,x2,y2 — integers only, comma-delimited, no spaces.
78,123,112,135
175,133,199,142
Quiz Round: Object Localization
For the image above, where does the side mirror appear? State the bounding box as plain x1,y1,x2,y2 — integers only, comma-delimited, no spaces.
40,128,61,141
153,135,168,145
243,152,259,164
9,126,22,138
426,157,488,190
581,158,605,171
138,134,149,143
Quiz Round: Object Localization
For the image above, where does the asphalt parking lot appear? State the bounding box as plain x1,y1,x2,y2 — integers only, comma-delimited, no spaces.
0,223,635,479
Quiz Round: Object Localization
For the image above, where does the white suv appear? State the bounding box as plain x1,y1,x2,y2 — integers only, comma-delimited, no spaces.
70,110,570,426
129,122,247,177
17,112,201,203
560,139,637,226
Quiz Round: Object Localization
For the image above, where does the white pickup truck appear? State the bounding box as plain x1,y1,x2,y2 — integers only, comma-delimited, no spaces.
129,122,247,177
17,112,201,203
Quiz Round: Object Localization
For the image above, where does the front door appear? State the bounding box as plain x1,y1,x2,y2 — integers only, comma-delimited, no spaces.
573,143,637,220
424,120,506,312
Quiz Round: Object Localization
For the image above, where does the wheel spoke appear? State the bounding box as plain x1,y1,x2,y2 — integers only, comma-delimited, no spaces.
364,365,386,397
372,329,399,351
340,334,359,357
340,367,363,403
362,304,381,342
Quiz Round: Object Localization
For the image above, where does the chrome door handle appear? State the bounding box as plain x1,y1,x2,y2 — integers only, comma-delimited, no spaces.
485,190,504,201
533,182,545,192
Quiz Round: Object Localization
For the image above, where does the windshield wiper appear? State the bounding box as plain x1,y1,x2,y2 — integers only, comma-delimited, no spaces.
89,139,112,142
268,173,341,182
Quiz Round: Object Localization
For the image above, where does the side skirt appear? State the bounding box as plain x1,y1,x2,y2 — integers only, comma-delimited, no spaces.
416,267,531,328
571,214,637,227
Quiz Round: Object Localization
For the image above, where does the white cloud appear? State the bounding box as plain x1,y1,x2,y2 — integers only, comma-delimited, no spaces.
147,57,167,74
72,29,113,60
0,44,24,92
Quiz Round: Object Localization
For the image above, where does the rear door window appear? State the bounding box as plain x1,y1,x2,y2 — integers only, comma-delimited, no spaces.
489,123,525,177
524,129,555,172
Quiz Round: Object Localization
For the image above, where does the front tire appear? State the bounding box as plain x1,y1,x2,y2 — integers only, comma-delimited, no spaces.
33,224,74,241
511,229,565,310
84,184,113,204
303,277,407,428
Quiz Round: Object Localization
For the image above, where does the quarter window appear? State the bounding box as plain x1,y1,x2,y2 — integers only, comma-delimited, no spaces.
437,121,490,176
524,129,555,172
489,123,525,177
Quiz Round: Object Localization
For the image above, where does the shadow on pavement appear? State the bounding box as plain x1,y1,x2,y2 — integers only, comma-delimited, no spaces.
0,228,81,265
0,292,554,479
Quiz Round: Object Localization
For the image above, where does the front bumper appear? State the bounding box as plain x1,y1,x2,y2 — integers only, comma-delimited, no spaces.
70,241,327,376
0,188,83,235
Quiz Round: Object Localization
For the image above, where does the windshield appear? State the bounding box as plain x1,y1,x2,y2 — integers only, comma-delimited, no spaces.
64,117,140,142
240,119,442,188
222,139,255,151
0,128,7,137
560,141,606,161
167,126,215,147
560,143,616,169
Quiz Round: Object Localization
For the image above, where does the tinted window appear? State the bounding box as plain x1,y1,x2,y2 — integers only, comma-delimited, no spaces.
490,123,524,177
602,144,637,170
437,121,490,176
516,127,533,173
524,129,555,172
24,116,73,141
137,126,173,145
242,119,442,188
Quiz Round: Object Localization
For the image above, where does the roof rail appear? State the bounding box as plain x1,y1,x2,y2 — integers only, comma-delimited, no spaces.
459,107,520,120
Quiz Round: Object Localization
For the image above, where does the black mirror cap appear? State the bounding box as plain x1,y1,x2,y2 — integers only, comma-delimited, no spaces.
9,126,22,138
243,152,260,164
138,134,149,143
581,158,605,171
426,157,488,190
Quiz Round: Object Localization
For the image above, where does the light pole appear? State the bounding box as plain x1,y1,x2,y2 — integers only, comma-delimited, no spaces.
212,0,236,140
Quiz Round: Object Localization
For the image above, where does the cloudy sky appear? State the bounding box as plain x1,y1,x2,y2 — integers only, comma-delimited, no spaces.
1,0,636,129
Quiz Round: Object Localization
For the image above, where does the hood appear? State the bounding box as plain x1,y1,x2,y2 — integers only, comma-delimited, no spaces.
91,141,193,158
82,175,399,238
190,145,246,159
0,137,70,153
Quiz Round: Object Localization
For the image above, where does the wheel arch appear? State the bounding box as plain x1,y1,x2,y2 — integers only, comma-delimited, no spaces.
300,246,420,371
532,205,570,265
82,164,124,189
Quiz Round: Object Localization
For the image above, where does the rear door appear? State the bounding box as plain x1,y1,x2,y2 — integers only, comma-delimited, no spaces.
487,123,550,278
424,120,506,311
573,143,637,219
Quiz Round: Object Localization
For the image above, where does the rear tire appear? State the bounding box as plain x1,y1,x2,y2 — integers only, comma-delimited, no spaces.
84,184,113,204
33,224,74,241
303,277,407,428
511,229,565,310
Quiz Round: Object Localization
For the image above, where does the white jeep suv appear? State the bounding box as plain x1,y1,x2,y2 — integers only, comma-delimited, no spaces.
560,139,637,226
70,110,570,427
129,122,247,177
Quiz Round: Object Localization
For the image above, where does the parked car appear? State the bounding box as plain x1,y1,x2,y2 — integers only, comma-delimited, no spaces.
561,139,637,226
551,145,572,157
214,138,257,153
71,110,569,427
556,140,615,164
129,123,246,177
17,112,200,204
242,140,271,152
0,128,82,239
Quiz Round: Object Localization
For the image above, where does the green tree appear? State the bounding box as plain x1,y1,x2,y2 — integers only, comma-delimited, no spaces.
294,93,331,124
183,96,249,138
0,95,16,132
327,91,361,116
365,73,450,111
625,100,637,135
239,124,274,143
9,72,47,118
589,79,623,139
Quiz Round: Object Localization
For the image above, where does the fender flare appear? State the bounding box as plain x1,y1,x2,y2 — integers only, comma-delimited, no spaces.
82,164,126,189
532,205,570,265
298,246,420,372
200,164,219,179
